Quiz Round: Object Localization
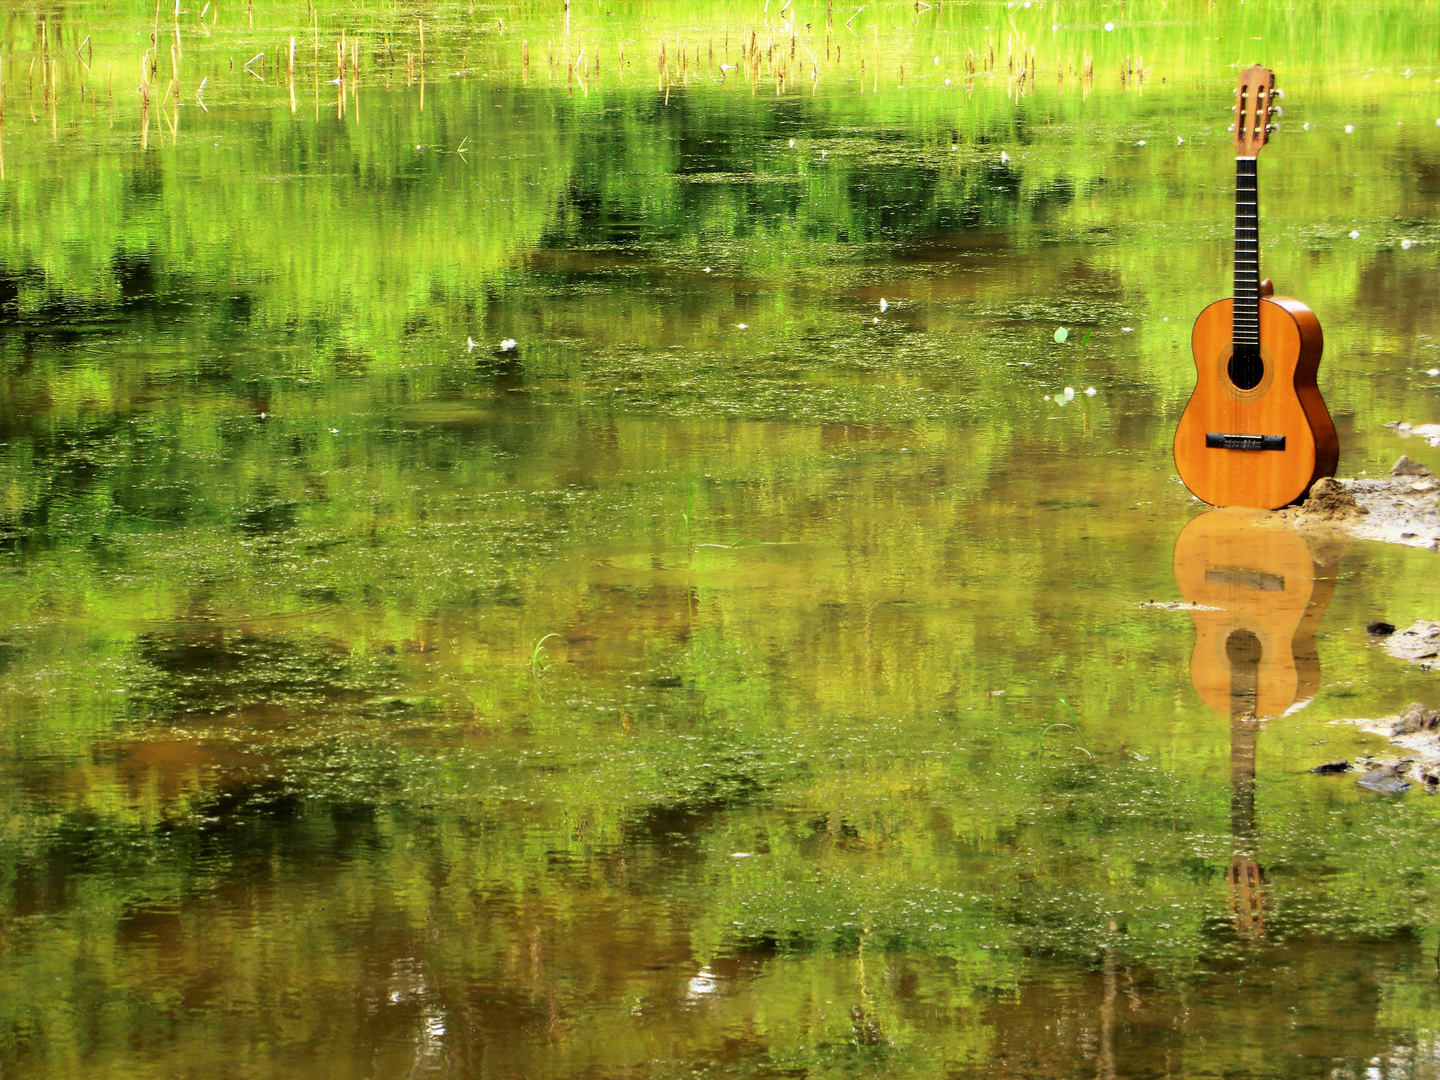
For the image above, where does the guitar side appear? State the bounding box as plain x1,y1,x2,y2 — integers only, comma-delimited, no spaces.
1174,296,1336,509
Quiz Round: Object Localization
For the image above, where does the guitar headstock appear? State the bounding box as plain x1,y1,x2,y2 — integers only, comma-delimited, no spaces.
1233,64,1276,157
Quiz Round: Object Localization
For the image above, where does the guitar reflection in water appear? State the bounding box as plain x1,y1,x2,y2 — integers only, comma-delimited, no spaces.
1173,509,1344,936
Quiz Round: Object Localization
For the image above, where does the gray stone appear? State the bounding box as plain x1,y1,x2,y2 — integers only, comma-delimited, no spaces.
1390,455,1435,478
1357,770,1412,795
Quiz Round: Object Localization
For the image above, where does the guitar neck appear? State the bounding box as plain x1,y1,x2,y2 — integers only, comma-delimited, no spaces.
1233,157,1260,348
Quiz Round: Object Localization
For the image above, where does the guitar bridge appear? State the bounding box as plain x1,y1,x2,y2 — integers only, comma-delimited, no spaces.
1206,433,1286,451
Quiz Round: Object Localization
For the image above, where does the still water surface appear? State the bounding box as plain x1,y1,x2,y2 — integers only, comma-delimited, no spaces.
3,0,1440,1075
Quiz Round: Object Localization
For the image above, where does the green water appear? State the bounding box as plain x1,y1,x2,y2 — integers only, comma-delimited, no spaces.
4,0,1440,1075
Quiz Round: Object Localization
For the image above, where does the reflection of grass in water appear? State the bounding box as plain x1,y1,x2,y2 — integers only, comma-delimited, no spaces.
528,631,565,673
2,1,1440,1072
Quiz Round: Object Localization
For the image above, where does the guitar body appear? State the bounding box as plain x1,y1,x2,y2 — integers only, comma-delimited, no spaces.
1174,295,1338,509
1174,509,1319,718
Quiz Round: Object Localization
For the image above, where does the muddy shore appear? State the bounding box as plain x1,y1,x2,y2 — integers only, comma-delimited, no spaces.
1271,455,1440,552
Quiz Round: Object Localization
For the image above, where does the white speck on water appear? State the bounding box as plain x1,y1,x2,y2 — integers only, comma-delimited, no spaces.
1401,240,1413,250
1104,22,1115,30
951,144,958,151
1043,395,1051,401
1303,122,1310,130
1085,387,1097,396
465,337,477,352
1000,150,1011,163
1063,386,1076,400
1349,230,1361,239
944,77,951,85
330,428,339,434
873,316,880,324
879,298,889,313
1177,135,1185,144
500,338,517,351
730,852,753,858
736,323,748,329
934,56,940,65
1137,140,1146,146
1052,23,1058,30
788,138,796,147
687,968,718,998
1122,327,1134,332
1345,124,1355,133
1428,369,1440,377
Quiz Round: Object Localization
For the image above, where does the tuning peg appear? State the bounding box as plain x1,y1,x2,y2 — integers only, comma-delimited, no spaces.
1269,104,1283,117
1266,123,1280,133
1273,88,1285,99
1227,123,1236,132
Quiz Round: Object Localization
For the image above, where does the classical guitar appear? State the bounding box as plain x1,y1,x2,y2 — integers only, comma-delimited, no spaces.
1173,65,1338,510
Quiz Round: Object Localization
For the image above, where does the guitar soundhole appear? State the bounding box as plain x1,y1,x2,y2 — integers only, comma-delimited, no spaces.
1228,344,1264,391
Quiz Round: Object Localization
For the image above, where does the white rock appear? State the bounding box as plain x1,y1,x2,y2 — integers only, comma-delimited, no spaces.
1063,386,1075,400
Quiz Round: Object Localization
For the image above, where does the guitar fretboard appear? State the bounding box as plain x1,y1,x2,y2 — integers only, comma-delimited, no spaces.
1233,158,1260,347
